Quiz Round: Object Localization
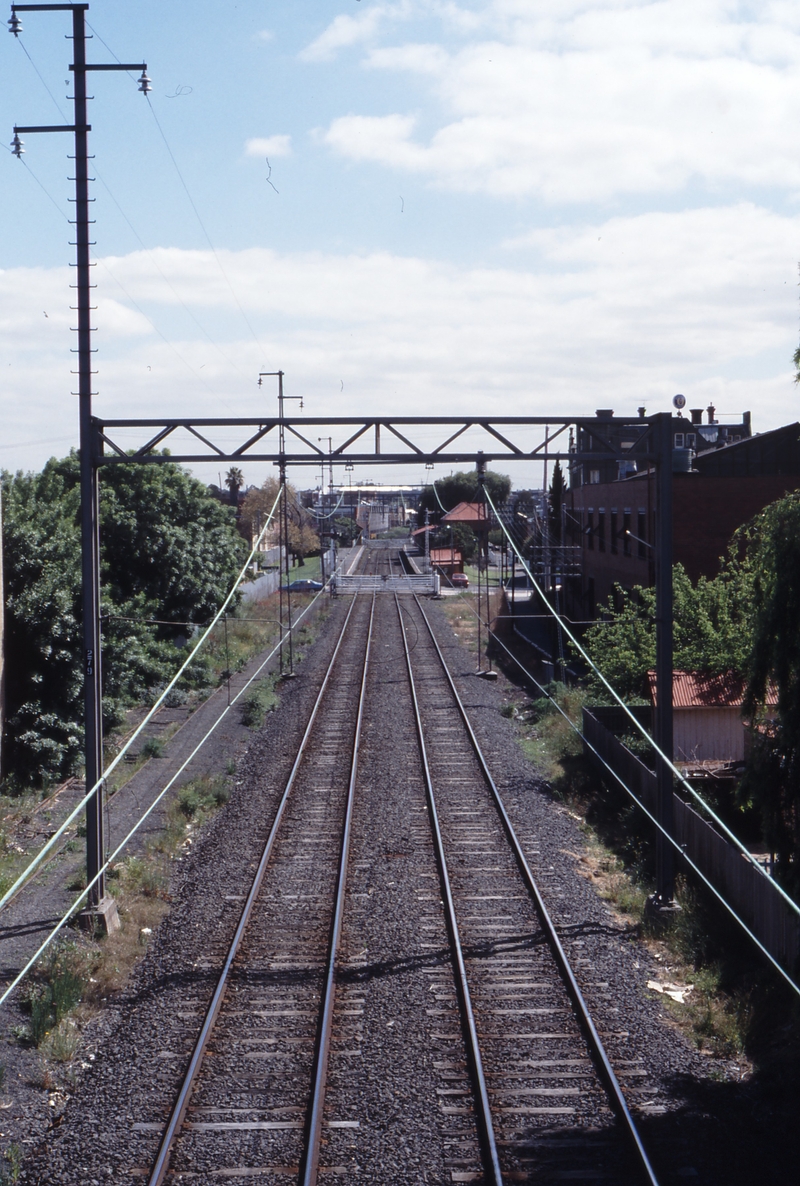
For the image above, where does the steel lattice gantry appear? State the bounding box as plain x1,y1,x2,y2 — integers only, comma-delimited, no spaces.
89,410,677,906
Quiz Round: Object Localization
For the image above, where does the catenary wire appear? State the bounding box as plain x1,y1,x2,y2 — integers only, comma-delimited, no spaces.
484,488,800,922
441,567,800,998
0,486,283,913
0,560,342,1012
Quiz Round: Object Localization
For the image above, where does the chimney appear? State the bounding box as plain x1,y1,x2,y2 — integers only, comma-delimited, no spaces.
743,411,751,434
595,409,614,420
638,406,646,419
707,404,716,424
690,408,703,425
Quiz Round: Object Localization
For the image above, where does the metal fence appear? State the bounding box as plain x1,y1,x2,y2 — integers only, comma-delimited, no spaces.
332,574,439,595
582,708,800,971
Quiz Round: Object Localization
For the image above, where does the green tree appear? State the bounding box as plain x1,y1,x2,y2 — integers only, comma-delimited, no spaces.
739,494,800,891
225,466,244,507
548,460,566,544
418,469,511,518
1,454,246,786
333,517,359,547
580,562,753,701
431,523,478,563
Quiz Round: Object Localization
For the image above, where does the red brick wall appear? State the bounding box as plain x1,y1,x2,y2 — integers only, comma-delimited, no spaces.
571,472,800,608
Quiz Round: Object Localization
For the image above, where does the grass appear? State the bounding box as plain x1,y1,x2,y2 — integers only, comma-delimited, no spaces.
12,770,235,1072
484,650,767,1064
241,675,280,728
0,1144,22,1185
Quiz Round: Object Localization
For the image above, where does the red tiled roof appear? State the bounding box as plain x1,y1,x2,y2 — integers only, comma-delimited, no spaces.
440,501,491,525
647,671,778,708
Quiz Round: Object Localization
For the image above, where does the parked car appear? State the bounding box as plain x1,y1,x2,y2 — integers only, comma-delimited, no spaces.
450,573,469,588
286,579,324,592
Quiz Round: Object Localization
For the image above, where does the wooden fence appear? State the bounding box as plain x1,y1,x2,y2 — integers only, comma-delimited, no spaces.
582,708,799,971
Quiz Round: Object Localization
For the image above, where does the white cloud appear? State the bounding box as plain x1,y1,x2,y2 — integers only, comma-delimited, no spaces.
244,135,292,158
300,4,407,63
255,29,274,43
2,204,798,477
315,2,800,201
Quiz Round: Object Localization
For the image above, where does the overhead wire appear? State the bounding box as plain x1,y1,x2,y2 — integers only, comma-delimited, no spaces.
11,33,243,404
144,95,270,366
441,575,800,999
0,486,284,913
484,487,800,922
306,488,346,519
0,556,345,1011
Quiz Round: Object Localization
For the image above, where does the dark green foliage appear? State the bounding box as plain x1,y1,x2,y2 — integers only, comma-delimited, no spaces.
1,453,246,786
241,676,279,727
418,468,511,518
739,494,800,892
431,522,478,562
580,563,754,700
548,460,566,543
176,775,230,820
333,516,359,547
27,961,82,1045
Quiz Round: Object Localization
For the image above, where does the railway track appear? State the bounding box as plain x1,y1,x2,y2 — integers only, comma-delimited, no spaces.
146,590,376,1185
34,543,673,1186
395,592,659,1185
128,547,663,1184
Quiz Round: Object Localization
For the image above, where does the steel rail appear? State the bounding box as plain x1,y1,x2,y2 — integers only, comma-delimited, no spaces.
395,593,504,1186
146,591,363,1186
299,593,376,1185
411,594,662,1186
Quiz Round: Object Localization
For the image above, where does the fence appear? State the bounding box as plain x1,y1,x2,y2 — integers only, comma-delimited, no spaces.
332,573,439,595
582,708,800,970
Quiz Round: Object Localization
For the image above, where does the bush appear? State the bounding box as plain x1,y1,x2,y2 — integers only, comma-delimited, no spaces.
241,677,279,728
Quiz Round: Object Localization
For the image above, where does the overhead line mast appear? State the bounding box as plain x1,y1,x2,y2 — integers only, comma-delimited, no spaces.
9,2,149,928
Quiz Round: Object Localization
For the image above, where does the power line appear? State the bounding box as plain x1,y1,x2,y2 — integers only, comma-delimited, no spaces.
446,581,800,998
484,487,800,923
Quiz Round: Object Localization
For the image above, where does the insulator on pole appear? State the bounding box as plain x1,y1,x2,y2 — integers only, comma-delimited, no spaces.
11,131,24,158
8,12,22,37
137,69,151,95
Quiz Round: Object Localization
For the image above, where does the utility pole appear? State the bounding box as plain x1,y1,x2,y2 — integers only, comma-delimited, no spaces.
10,3,148,930
652,411,676,908
259,370,301,674
0,479,4,781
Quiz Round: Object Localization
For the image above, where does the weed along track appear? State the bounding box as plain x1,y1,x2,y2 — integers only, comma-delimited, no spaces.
27,548,727,1184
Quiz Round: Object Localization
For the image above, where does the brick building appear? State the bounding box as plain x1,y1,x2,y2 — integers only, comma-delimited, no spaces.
566,421,800,618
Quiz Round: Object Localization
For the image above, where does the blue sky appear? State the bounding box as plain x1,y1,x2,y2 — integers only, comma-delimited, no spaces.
3,1,800,489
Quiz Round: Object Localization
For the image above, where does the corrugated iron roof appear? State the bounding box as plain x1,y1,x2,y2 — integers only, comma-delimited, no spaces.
647,671,777,708
440,501,491,525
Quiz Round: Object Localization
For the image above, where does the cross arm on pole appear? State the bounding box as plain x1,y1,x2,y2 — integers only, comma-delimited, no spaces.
11,4,88,11
71,63,147,72
14,124,90,133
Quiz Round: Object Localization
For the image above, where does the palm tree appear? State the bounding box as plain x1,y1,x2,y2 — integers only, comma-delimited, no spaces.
225,466,244,509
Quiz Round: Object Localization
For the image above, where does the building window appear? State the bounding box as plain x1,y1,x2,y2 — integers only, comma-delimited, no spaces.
637,509,647,559
674,432,684,448
610,508,618,554
597,509,606,552
589,469,600,484
587,509,594,550
623,509,631,555
686,432,696,449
